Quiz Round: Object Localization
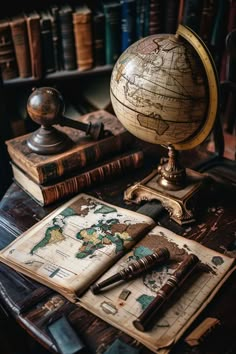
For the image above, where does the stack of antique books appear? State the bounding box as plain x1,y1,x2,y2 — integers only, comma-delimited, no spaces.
6,110,143,206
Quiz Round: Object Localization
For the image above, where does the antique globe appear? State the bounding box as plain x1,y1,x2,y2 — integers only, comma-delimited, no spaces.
110,24,219,224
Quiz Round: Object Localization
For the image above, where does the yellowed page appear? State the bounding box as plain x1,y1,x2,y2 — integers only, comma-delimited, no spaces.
0,193,155,302
80,225,234,353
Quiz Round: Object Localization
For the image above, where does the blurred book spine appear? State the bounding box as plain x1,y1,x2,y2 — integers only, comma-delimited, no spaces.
182,0,204,34
149,0,162,35
49,4,63,71
58,4,77,70
40,11,55,74
25,10,43,79
163,0,180,34
0,18,18,81
103,1,121,65
92,10,106,66
121,0,136,51
73,4,94,71
10,14,31,78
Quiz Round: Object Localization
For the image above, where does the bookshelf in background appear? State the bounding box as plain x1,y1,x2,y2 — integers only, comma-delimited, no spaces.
0,1,231,83
0,0,234,144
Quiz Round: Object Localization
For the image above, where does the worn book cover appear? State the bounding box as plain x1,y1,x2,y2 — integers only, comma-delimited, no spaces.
73,4,93,71
0,193,234,353
11,149,143,206
40,10,55,74
58,3,77,71
0,18,18,81
6,110,135,184
10,13,31,78
25,10,43,79
103,1,122,64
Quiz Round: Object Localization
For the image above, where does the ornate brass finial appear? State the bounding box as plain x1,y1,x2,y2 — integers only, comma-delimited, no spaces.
158,145,186,191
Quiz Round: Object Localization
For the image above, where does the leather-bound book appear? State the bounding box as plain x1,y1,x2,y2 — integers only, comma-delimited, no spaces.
148,0,162,35
5,110,136,185
49,4,63,71
136,0,146,39
9,14,31,78
73,4,93,71
25,10,43,79
103,1,122,65
182,0,204,34
121,0,136,51
92,10,105,67
177,0,185,25
0,18,18,81
40,11,55,74
11,149,143,206
210,0,229,71
198,0,216,45
163,0,180,34
58,3,77,71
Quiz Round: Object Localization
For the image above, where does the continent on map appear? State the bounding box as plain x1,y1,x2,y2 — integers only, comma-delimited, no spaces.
30,225,65,254
76,218,132,259
137,294,155,310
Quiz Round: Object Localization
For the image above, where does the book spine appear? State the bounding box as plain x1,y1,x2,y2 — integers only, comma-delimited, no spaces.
0,21,18,81
103,2,122,65
177,0,185,25
42,150,144,206
73,10,93,71
198,0,216,45
26,14,43,79
40,13,55,74
10,17,31,78
210,0,229,71
38,131,135,184
143,0,150,36
121,0,136,51
50,5,63,71
182,0,204,34
163,0,180,34
148,0,162,35
92,12,106,66
59,6,77,71
136,0,146,39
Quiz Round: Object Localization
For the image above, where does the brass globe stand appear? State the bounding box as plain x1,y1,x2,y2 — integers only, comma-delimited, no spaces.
124,145,207,225
110,24,219,225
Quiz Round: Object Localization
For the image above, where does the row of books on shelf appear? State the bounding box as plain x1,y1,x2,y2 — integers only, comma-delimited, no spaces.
0,0,169,82
1,0,233,83
5,109,144,206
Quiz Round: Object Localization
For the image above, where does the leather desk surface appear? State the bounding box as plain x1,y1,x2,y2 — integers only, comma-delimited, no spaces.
0,144,235,354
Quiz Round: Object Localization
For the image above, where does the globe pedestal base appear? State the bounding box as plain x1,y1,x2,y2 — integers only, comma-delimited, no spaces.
124,168,208,225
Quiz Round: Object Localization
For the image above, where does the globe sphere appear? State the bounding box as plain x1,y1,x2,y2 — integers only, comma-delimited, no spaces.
110,29,217,151
27,87,65,126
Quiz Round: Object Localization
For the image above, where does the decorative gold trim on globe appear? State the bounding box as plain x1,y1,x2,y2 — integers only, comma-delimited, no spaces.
174,24,219,150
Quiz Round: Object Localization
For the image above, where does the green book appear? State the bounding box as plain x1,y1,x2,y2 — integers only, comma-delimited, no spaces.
103,1,122,64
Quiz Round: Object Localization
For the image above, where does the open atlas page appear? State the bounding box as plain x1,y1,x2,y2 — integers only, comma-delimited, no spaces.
0,193,155,301
80,225,234,354
0,193,234,354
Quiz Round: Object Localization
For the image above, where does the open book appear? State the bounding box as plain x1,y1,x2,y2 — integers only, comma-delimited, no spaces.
0,193,234,353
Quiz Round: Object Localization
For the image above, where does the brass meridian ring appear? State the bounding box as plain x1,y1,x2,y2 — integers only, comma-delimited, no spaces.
174,24,219,151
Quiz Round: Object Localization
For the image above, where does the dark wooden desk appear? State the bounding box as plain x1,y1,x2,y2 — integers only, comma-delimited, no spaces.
0,146,235,354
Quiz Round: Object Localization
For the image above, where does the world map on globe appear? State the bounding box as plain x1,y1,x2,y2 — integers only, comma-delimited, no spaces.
110,24,219,151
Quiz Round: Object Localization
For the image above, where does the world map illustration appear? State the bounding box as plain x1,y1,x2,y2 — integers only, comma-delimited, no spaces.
30,203,133,259
5,194,154,296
